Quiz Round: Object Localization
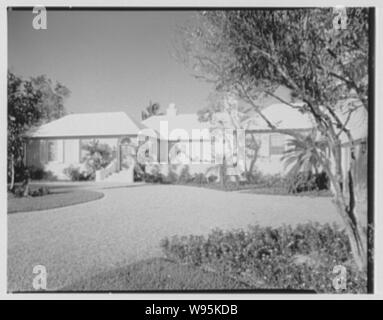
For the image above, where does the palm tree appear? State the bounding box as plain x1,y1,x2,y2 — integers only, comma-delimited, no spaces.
141,101,162,120
282,130,328,177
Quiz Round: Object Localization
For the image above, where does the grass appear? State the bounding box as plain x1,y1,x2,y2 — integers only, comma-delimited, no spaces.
174,182,332,197
160,223,368,293
238,186,332,197
62,258,251,291
8,189,104,213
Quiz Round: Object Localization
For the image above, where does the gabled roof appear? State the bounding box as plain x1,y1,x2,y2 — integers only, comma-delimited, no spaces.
27,112,146,138
142,103,315,140
245,104,315,131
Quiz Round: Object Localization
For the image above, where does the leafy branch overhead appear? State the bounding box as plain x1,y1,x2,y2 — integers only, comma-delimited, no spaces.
176,8,370,271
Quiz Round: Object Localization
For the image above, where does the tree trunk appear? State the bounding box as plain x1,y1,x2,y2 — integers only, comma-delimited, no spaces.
334,194,367,271
315,140,368,272
327,144,368,272
248,157,256,180
10,157,15,191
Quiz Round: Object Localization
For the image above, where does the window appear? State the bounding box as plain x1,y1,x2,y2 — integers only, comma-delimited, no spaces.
47,140,58,162
269,134,285,155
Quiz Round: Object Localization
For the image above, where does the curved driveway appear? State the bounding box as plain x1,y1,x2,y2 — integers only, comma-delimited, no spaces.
8,185,341,291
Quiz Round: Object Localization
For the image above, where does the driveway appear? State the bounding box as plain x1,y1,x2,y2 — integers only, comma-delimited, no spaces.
8,184,342,291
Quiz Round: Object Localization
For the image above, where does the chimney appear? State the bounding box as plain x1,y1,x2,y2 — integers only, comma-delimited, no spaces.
166,103,177,117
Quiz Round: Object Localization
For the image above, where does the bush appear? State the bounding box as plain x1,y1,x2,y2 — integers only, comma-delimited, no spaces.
192,173,208,185
81,140,114,171
240,170,330,195
13,185,50,198
29,186,50,197
287,172,329,193
28,166,45,180
64,165,93,181
134,163,145,182
178,166,193,184
208,175,218,183
223,180,239,191
160,223,367,293
28,166,57,181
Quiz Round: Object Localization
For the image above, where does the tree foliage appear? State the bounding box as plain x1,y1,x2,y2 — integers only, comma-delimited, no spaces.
198,92,261,182
30,75,70,122
7,72,42,189
282,130,328,176
81,140,114,171
7,71,70,190
176,8,370,271
141,101,163,120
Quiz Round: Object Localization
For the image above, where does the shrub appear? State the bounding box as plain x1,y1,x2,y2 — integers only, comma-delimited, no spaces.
192,173,208,185
165,167,179,184
240,170,330,195
178,166,192,184
314,172,330,190
134,163,145,182
160,223,367,293
81,140,114,172
13,185,50,198
29,186,50,197
28,166,45,180
208,175,218,183
28,166,57,181
64,165,93,181
144,173,161,183
223,180,239,191
286,172,329,193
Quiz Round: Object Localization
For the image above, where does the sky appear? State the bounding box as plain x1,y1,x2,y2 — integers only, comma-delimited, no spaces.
8,9,213,120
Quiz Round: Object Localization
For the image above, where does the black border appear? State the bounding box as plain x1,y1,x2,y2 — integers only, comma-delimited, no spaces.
367,7,375,294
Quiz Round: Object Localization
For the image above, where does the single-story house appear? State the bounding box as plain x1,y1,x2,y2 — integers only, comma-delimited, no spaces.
24,102,367,183
25,112,145,181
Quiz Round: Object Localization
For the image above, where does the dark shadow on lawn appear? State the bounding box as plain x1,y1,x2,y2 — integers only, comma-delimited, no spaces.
7,190,104,214
46,258,316,294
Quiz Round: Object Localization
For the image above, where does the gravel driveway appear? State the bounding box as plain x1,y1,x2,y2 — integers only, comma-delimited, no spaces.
8,184,342,291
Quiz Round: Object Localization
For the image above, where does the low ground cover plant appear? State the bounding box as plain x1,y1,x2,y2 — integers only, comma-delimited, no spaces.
160,223,367,293
141,164,330,196
12,185,51,198
64,165,94,181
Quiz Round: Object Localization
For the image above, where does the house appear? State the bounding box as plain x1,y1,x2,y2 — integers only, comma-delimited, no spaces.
142,103,315,179
25,112,145,181
24,102,367,183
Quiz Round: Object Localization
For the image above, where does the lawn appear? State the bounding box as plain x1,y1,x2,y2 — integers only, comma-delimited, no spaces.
8,185,341,291
160,223,368,293
8,189,104,213
62,258,251,291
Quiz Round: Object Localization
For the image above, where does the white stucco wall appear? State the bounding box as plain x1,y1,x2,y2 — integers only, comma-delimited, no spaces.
26,138,80,180
144,132,294,179
26,137,121,180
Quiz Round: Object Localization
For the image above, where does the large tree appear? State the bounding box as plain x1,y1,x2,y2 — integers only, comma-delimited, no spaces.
31,75,70,123
8,71,71,190
198,91,261,183
176,8,370,270
8,72,42,190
